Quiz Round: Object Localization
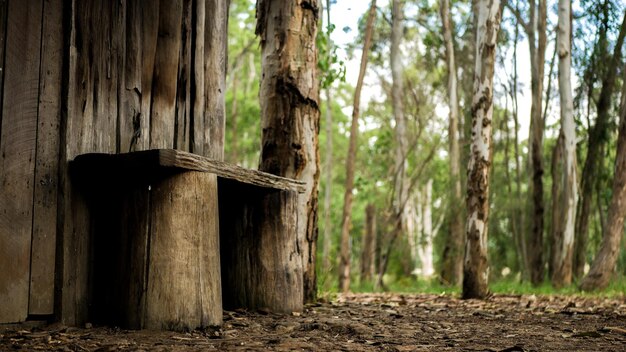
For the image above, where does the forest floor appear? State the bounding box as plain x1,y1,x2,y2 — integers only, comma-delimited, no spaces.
2,293,626,351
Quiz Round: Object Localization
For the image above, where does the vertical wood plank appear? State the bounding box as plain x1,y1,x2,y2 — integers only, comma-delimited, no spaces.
119,0,143,152
140,0,158,151
174,0,192,151
0,0,8,148
29,0,64,315
0,0,43,323
191,0,205,155
203,0,228,160
60,0,120,324
148,0,182,149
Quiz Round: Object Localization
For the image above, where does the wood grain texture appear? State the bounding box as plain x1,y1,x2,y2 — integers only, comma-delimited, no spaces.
145,172,222,330
71,149,306,193
0,0,43,323
0,0,7,147
148,0,182,149
203,0,228,159
29,0,63,315
219,181,303,313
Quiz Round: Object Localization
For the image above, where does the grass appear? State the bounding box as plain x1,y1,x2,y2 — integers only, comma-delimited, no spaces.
318,274,626,298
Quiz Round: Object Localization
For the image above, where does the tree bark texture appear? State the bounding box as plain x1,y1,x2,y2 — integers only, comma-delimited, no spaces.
574,11,626,279
551,0,577,288
322,0,334,273
338,0,377,293
391,0,409,235
462,0,501,300
256,0,321,303
527,0,548,286
580,59,626,291
360,204,377,281
439,0,464,287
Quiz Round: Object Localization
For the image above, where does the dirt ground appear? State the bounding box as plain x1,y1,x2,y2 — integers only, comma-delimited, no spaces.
2,293,626,351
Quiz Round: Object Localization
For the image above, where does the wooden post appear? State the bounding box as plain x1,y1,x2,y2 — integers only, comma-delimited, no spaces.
219,182,303,313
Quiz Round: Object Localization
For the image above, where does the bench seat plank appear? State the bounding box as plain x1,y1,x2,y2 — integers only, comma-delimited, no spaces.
72,149,305,193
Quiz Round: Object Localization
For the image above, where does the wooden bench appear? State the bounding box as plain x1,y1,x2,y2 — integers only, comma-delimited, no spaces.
71,149,305,331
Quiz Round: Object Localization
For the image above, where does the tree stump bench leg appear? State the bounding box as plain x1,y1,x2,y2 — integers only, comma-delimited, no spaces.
86,171,222,331
218,180,303,313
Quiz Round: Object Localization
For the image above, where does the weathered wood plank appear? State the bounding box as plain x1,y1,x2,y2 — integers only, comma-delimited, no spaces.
60,0,119,325
0,0,7,147
203,0,228,159
0,0,43,323
174,0,192,151
29,0,63,316
144,172,222,330
191,0,205,155
71,149,306,193
148,0,182,149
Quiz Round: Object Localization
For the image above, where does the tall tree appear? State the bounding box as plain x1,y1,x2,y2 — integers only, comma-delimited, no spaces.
360,204,377,281
580,60,626,291
338,0,377,293
463,0,501,299
439,0,464,286
507,0,548,285
321,0,334,273
574,9,626,279
256,0,321,303
551,0,577,288
391,0,409,241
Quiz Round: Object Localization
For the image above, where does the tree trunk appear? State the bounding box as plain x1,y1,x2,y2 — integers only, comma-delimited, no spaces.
360,204,377,281
551,0,577,288
527,0,548,286
418,180,435,278
322,0,334,273
462,0,501,299
439,0,464,286
580,59,626,291
574,11,626,279
391,0,408,235
256,0,321,303
511,7,529,279
338,0,377,293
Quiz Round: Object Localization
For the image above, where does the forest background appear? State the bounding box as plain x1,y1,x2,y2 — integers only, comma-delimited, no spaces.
225,0,626,295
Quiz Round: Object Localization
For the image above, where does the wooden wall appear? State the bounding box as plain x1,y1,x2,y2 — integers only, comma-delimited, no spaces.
0,0,228,324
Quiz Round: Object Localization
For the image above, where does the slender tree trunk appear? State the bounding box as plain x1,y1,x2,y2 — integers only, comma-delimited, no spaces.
549,133,564,280
391,0,409,236
462,0,501,299
256,0,321,303
419,180,436,278
574,11,626,279
360,204,377,281
439,0,464,287
551,0,577,288
511,7,529,279
527,0,548,286
338,0,377,293
580,60,626,291
322,0,334,273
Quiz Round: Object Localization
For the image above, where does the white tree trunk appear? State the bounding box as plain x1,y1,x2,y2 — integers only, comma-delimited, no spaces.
391,0,409,229
463,0,501,299
552,0,577,287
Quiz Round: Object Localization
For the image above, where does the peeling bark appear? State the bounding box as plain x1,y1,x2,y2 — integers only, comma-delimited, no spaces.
462,0,501,300
256,0,321,303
